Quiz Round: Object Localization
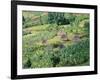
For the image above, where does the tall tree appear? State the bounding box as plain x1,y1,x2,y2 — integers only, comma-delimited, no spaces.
48,12,67,25
40,15,43,25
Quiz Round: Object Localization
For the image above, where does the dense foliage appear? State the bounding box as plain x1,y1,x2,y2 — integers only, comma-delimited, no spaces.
48,12,69,25
22,11,90,68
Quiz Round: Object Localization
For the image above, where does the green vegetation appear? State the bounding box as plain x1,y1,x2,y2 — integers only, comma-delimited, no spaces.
22,11,90,68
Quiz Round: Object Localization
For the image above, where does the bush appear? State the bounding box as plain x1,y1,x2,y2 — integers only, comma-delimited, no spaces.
23,58,32,68
57,39,89,66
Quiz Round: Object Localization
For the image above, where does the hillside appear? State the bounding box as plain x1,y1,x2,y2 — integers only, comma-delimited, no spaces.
22,11,90,68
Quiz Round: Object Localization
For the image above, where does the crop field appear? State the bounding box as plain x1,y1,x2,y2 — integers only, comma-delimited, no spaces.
22,11,90,68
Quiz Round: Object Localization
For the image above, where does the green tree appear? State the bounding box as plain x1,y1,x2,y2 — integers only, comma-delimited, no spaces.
48,12,55,24
40,15,43,25
48,12,67,25
24,58,32,68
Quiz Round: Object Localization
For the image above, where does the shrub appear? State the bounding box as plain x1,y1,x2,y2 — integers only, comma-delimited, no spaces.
57,39,89,66
23,58,32,68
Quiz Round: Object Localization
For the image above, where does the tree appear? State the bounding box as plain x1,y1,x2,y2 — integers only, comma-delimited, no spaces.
24,58,32,68
22,16,25,25
48,12,55,24
40,15,43,25
48,12,67,25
